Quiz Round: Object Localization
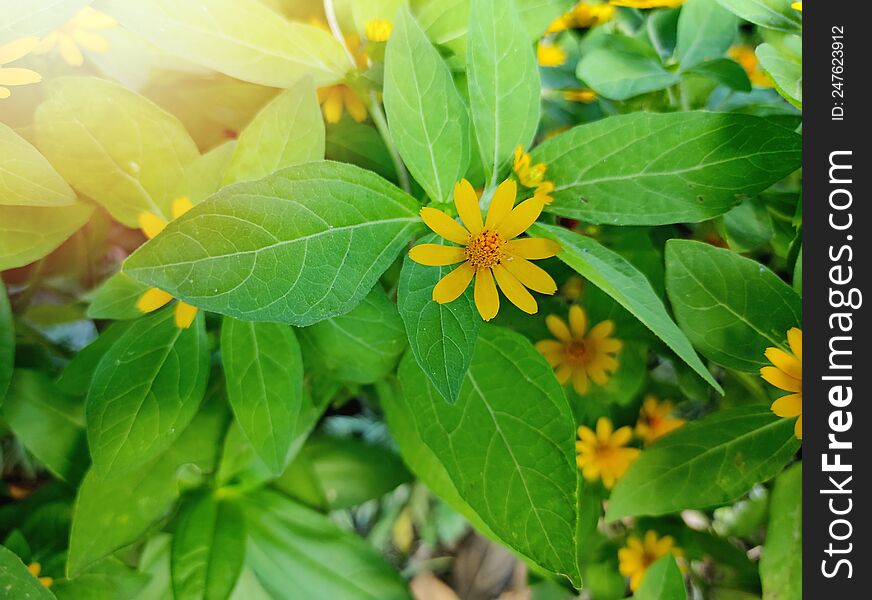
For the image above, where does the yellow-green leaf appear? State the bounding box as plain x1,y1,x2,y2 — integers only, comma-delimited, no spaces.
0,122,75,207
0,202,93,270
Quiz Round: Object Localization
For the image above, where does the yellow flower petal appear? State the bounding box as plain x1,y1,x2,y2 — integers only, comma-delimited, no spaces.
497,198,545,240
136,288,174,313
172,196,194,219
537,43,567,67
420,207,470,245
595,417,613,441
72,29,109,53
0,37,40,64
572,369,589,394
587,320,615,340
58,35,84,66
0,67,41,86
474,268,500,321
794,414,802,439
555,363,573,384
342,86,368,122
408,244,467,266
503,256,557,294
493,264,537,314
546,315,572,342
33,32,58,54
760,366,801,393
174,302,198,329
771,393,802,418
764,347,802,380
322,87,343,123
365,19,393,42
787,327,802,360
568,305,588,338
138,211,167,239
484,179,518,229
454,179,483,234
433,262,475,304
505,237,560,259
612,426,634,446
0,86,10,99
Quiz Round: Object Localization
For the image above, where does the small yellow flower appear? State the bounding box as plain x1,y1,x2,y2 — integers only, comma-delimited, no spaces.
317,85,367,124
33,6,117,67
408,179,560,321
563,88,598,103
136,197,199,329
791,2,802,11
537,42,567,67
513,146,555,205
532,180,554,205
635,395,686,445
575,417,639,488
27,562,53,588
546,12,577,34
574,2,616,28
365,19,393,42
0,37,42,99
560,275,585,301
610,0,686,8
761,327,802,439
536,305,622,394
728,46,774,88
618,531,683,591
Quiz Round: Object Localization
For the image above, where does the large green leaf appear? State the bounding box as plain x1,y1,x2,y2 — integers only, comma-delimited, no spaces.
51,558,150,600
1,370,88,483
86,308,209,477
760,462,801,600
396,326,581,586
715,0,802,34
675,0,738,70
34,77,199,227
0,203,93,270
57,322,131,396
68,394,228,576
606,405,800,520
757,39,802,108
0,122,75,207
577,36,680,101
224,78,325,184
221,318,303,474
0,279,12,402
171,492,246,600
99,0,348,87
633,554,687,600
467,0,540,182
665,240,801,372
240,490,412,600
530,224,721,391
123,161,422,326
86,272,150,321
384,7,470,202
531,112,802,225
0,544,54,600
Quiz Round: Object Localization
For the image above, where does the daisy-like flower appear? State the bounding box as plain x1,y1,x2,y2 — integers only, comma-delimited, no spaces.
0,37,41,99
575,417,639,488
536,305,622,394
574,2,617,28
317,85,367,123
33,6,117,67
27,562,53,588
761,327,802,439
618,531,683,591
791,2,802,11
610,0,686,8
408,179,561,321
365,19,393,42
537,41,567,67
513,145,555,205
564,88,598,103
728,46,774,88
136,198,199,329
635,395,686,445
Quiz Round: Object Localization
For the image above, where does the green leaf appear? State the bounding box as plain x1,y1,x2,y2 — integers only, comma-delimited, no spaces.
57,322,131,396
676,0,738,70
1,370,88,483
516,0,574,39
415,0,471,57
325,121,396,181
665,240,801,372
86,273,150,321
34,77,200,228
757,40,802,108
224,78,325,184
715,0,802,34
0,122,75,207
722,196,773,252
0,544,54,600
759,462,801,600
530,224,721,392
86,308,209,477
240,490,412,600
99,0,349,87
467,0,540,182
68,393,228,576
633,554,687,600
51,558,150,600
0,203,93,271
298,286,405,384
124,161,422,326
221,318,303,474
384,7,470,202
687,58,751,92
606,405,800,520
179,141,237,204
577,35,680,101
533,112,801,225
171,492,246,600
397,235,479,403
396,326,581,586
0,279,12,402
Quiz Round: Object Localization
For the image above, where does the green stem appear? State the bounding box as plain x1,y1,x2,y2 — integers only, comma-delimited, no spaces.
322,0,358,69
367,90,412,194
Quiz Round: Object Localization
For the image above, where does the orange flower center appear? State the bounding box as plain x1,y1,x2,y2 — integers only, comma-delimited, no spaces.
567,340,588,361
466,230,505,269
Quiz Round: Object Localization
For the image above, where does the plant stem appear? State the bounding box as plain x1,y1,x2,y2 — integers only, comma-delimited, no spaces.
323,0,358,69
367,90,411,193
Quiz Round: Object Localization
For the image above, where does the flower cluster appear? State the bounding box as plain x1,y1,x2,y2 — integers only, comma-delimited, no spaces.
512,145,555,205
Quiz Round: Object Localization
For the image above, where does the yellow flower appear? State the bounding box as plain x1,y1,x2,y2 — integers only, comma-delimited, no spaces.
532,180,554,205
610,0,686,8
136,197,199,329
546,12,577,34
0,37,42,99
537,42,567,67
574,2,616,28
408,179,560,321
575,417,639,488
27,562,53,588
791,2,802,11
563,88,598,103
365,19,393,42
618,531,683,591
560,275,585,301
635,395,685,445
536,305,622,394
728,46,774,88
33,6,117,67
761,327,802,439
513,146,555,205
317,85,367,124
